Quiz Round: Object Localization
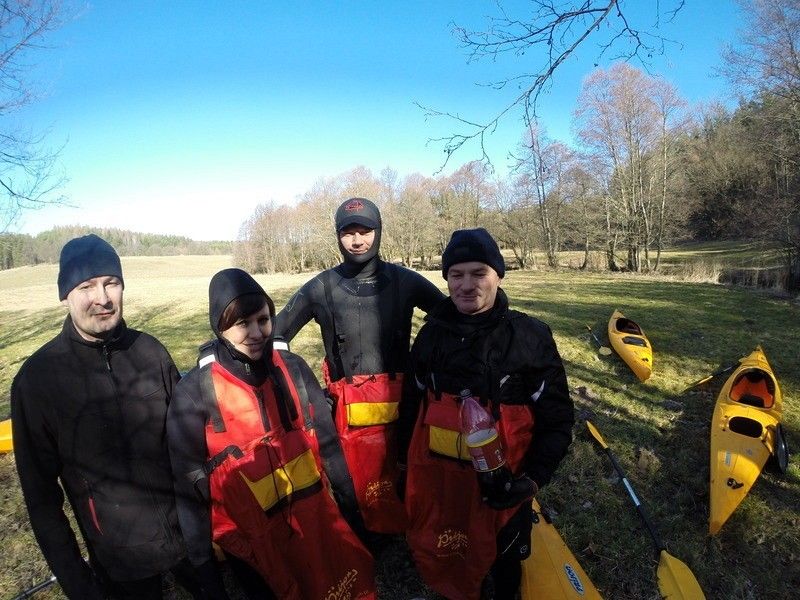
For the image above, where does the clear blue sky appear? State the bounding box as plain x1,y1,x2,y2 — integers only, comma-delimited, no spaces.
14,1,743,241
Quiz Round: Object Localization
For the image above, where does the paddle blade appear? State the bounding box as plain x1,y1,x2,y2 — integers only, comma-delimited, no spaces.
599,346,613,356
657,550,705,600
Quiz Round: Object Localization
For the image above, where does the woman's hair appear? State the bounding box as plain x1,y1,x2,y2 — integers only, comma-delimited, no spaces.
217,292,275,332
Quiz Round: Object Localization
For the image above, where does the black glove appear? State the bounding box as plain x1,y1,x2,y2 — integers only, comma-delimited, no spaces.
194,559,231,600
477,467,537,510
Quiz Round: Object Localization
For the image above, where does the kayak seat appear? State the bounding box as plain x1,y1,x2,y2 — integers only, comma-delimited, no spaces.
738,394,765,408
730,370,775,409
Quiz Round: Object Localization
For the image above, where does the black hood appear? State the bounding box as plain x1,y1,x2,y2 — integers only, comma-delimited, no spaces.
208,268,275,372
208,268,273,336
335,197,382,267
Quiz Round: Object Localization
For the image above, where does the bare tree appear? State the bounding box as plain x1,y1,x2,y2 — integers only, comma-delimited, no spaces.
574,62,687,271
0,0,66,231
722,0,800,104
420,0,684,168
721,0,800,291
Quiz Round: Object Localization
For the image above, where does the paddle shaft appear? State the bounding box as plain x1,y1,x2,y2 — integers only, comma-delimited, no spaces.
601,446,666,553
682,363,737,393
12,575,57,600
585,325,611,353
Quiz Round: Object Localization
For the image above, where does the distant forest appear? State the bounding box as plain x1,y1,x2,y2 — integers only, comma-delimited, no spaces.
0,226,231,270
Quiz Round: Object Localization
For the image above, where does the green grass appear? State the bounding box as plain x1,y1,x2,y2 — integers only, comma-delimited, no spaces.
1,255,798,599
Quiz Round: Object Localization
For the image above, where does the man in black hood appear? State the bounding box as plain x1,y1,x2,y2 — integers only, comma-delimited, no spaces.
273,197,444,541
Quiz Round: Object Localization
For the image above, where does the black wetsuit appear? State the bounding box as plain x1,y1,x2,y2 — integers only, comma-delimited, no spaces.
273,256,444,379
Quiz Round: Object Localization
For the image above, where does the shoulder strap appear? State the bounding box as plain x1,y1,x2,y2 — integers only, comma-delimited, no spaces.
322,270,350,382
379,262,400,379
269,350,313,431
195,341,226,433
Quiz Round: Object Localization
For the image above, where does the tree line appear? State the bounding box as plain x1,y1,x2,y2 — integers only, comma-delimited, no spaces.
235,61,798,292
0,226,231,270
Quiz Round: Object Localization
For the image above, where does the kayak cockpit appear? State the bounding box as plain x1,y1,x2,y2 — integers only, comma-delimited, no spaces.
729,370,775,409
615,317,642,335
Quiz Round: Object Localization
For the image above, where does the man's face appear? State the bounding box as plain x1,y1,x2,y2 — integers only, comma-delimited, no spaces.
62,276,124,342
447,261,501,315
339,225,376,258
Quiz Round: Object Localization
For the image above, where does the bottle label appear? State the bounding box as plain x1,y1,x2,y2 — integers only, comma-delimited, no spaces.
466,428,505,472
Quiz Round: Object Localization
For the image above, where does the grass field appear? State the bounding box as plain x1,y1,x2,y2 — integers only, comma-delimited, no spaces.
0,254,798,599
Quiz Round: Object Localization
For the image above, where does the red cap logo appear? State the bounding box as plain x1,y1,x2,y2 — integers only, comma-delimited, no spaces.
344,199,364,212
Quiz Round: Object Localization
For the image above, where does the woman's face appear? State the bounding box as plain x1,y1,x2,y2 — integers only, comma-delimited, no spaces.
220,304,272,360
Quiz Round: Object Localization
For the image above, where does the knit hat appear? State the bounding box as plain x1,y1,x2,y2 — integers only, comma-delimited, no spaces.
58,234,124,300
335,197,381,232
441,228,505,279
208,268,272,335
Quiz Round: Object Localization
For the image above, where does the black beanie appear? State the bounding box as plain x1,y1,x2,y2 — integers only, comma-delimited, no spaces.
441,228,505,279
208,268,271,335
58,234,124,300
335,197,381,231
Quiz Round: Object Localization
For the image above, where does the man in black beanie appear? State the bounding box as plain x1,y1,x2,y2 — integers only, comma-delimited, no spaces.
11,234,204,600
273,197,444,545
398,227,574,600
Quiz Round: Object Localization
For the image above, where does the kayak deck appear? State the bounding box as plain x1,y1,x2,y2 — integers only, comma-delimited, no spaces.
608,310,653,382
709,347,782,535
0,418,12,454
521,499,602,599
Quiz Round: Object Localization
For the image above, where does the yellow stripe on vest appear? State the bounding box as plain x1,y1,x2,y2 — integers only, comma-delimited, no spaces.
347,401,399,426
428,425,470,461
239,449,321,511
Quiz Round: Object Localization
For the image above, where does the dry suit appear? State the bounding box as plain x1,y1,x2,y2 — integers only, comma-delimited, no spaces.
168,268,375,600
397,289,575,600
273,197,444,535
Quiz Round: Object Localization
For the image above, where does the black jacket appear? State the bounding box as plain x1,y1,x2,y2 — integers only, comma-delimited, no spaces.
167,340,360,566
11,317,184,599
273,260,444,380
397,289,575,488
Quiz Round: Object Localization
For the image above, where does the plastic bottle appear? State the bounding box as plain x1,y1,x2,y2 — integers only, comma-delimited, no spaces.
459,389,505,472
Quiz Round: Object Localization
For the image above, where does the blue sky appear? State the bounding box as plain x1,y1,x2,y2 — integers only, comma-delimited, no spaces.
14,1,743,241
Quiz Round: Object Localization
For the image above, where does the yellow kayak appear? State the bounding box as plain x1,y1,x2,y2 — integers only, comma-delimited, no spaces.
0,418,12,454
521,499,602,599
608,310,652,381
709,346,786,535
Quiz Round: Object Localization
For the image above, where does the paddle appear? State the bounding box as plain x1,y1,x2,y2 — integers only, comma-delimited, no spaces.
586,421,705,600
681,362,739,393
584,324,612,356
11,574,57,600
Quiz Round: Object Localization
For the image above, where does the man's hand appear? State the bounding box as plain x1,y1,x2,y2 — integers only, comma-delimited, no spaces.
477,467,537,510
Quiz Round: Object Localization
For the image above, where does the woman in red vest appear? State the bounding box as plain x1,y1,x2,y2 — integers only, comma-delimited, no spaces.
167,268,375,600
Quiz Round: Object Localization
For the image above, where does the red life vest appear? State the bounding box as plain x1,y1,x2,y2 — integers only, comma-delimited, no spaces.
405,389,534,600
323,358,408,534
203,350,376,600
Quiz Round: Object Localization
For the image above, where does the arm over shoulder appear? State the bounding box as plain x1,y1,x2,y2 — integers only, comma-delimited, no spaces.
402,267,445,312
273,277,321,342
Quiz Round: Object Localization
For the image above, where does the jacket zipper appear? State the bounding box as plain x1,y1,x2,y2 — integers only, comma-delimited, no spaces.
85,479,103,534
